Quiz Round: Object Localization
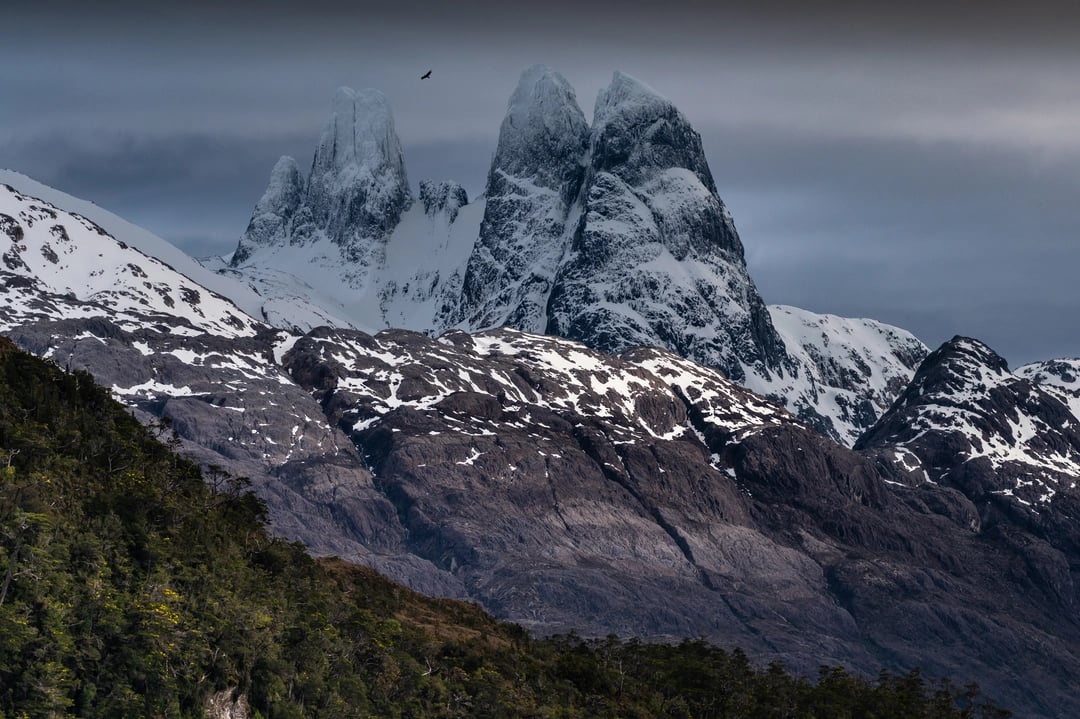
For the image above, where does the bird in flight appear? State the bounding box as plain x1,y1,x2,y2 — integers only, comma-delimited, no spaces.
421,70,432,80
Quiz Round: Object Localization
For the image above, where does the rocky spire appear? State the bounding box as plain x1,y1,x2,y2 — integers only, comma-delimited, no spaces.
546,71,787,382
446,65,589,332
228,87,412,280
490,63,591,199
303,87,412,254
231,156,303,266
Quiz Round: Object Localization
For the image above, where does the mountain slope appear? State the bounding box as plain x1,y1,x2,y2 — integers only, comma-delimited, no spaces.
754,305,929,444
0,336,1009,718
0,169,266,321
275,325,1077,718
0,181,259,338
1,179,1078,716
857,337,1080,511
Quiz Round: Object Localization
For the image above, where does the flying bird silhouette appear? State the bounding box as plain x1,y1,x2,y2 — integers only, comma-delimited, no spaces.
421,70,432,79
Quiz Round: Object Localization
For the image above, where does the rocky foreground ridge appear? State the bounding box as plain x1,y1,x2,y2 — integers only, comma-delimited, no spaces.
2,176,1079,717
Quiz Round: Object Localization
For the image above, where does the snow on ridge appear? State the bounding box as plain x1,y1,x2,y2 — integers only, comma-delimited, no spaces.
0,181,261,338
1017,357,1080,390
310,326,794,445
593,70,671,128
744,305,928,447
873,337,1080,509
0,169,266,322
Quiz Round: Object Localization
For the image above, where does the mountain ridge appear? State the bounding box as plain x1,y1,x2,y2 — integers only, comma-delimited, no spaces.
2,174,1080,716
216,66,928,445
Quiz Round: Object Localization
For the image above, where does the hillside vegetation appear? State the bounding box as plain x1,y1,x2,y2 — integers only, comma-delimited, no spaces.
0,336,1009,718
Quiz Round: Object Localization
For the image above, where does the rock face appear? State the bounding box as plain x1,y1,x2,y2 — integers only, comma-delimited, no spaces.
857,337,1080,559
418,180,468,222
303,87,412,255
449,65,589,332
275,326,1078,718
233,87,412,272
544,72,787,385
857,337,1080,509
3,178,1080,717
231,156,303,266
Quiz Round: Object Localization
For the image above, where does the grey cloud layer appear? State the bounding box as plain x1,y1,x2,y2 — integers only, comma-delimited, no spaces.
4,1,1080,366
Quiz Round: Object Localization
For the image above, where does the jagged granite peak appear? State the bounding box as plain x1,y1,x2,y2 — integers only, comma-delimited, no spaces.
303,86,412,251
208,70,916,443
546,71,788,383
418,180,468,222
857,336,1080,519
446,65,589,332
231,155,303,266
590,70,718,202
491,63,590,195
218,87,432,332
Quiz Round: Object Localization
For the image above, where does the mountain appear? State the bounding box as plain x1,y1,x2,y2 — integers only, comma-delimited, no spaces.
542,71,786,384
2,174,1079,716
447,64,589,333
218,66,927,444
0,177,259,338
857,337,1080,555
0,177,447,589
0,334,1009,718
221,87,480,335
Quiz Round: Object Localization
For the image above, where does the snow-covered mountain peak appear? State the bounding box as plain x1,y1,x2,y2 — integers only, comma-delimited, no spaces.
593,70,669,127
209,68,927,444
225,85,416,317
909,335,1012,397
314,87,403,179
590,70,715,193
232,155,303,265
304,85,412,248
493,64,589,193
857,335,1080,512
262,155,303,209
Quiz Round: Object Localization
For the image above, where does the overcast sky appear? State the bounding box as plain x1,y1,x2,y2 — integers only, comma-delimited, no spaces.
3,1,1080,365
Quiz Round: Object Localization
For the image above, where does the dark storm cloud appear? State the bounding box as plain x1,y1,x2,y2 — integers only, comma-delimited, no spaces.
4,0,1080,365
15,0,1080,48
708,127,1080,365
